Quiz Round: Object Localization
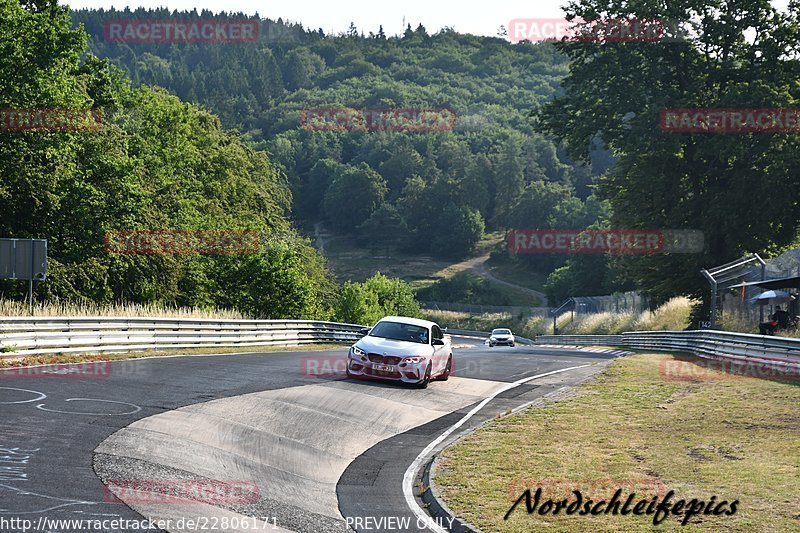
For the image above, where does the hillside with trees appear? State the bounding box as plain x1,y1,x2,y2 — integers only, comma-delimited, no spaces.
70,9,615,286
538,0,800,312
1,0,337,319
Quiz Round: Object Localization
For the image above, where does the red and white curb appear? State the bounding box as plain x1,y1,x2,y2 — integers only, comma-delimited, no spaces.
536,344,633,357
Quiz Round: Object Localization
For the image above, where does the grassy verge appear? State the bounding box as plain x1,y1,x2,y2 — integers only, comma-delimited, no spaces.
324,234,455,287
322,231,507,291
435,353,800,532
0,298,247,319
422,310,553,336
485,262,548,293
417,271,540,307
0,344,345,368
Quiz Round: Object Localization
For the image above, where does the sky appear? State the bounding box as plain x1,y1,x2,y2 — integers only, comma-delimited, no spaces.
65,0,792,38
64,0,572,37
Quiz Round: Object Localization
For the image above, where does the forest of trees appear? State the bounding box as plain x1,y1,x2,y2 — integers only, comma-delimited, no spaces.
69,7,620,302
6,0,797,319
1,0,335,318
539,0,800,311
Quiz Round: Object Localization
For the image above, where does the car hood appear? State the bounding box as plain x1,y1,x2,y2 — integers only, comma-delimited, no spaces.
356,336,433,356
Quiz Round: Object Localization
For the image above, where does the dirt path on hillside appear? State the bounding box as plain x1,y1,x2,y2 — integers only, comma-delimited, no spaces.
460,254,547,303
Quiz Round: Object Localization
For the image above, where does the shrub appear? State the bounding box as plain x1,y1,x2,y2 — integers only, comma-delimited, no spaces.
334,273,420,325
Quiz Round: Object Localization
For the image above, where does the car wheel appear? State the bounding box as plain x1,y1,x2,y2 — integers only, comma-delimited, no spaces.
415,362,432,389
510,343,515,347
437,355,452,381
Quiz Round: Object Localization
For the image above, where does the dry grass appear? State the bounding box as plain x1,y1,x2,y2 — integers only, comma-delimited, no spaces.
560,311,637,335
421,310,555,337
435,353,800,532
0,298,247,319
557,297,696,335
635,297,696,331
422,310,526,333
717,314,759,335
0,344,345,368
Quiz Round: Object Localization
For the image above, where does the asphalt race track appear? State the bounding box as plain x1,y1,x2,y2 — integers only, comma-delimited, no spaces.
0,338,620,533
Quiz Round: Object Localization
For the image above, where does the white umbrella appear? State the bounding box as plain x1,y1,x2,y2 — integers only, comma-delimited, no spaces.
750,290,794,306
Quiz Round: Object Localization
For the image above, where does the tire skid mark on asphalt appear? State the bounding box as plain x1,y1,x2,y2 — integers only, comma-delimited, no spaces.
0,482,100,514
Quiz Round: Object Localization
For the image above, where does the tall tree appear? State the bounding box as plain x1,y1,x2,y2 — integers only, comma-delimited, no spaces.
492,137,525,226
324,163,387,231
540,0,800,304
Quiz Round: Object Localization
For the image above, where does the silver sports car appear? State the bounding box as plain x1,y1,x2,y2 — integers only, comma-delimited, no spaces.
346,316,453,388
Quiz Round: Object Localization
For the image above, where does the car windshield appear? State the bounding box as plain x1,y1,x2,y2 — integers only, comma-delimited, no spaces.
370,321,430,344
493,329,511,335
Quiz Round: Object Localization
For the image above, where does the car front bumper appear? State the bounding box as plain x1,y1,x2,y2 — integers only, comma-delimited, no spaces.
347,355,428,383
489,338,514,346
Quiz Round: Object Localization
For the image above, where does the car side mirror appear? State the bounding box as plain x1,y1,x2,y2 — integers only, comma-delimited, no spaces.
432,338,445,346
359,327,371,336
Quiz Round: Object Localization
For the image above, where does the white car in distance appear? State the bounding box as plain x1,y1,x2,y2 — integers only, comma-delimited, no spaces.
488,328,515,347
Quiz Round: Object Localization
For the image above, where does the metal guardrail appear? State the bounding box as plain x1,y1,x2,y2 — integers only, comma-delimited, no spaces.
536,330,800,367
536,334,624,346
0,317,364,356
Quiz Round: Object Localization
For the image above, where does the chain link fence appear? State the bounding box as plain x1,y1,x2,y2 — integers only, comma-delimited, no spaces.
720,249,800,327
572,291,650,314
419,301,550,317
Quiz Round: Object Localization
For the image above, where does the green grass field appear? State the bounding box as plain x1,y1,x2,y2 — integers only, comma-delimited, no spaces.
435,353,800,532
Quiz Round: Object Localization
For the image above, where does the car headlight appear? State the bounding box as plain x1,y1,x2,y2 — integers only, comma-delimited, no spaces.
352,346,367,357
402,356,426,364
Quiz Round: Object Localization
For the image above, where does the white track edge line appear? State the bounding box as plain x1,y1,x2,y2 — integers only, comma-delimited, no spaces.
401,364,591,532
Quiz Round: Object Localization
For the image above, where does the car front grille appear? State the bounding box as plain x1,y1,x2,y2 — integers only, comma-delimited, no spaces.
368,354,402,365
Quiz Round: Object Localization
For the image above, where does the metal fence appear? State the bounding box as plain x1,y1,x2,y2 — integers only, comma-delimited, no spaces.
536,334,625,346
714,249,800,327
536,330,800,367
421,302,550,317
572,291,650,314
0,317,364,357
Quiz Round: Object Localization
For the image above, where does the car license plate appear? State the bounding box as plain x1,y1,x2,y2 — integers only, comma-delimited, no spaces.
373,364,394,372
